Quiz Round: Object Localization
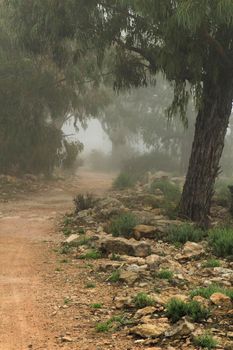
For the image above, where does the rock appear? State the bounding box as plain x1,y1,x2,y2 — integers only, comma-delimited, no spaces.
146,255,162,269
133,225,158,240
210,293,232,308
100,237,151,257
130,320,169,338
121,255,146,265
165,318,195,337
181,242,205,259
119,270,139,285
64,234,79,244
135,306,157,318
61,336,73,342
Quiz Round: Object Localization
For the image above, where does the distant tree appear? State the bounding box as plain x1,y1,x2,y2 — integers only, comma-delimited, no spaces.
10,1,233,226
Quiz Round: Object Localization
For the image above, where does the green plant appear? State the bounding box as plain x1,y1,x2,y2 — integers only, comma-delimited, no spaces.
78,250,102,260
190,285,233,300
95,321,112,333
214,180,232,207
157,269,173,280
209,227,233,258
108,212,138,238
108,270,120,283
193,333,218,349
110,253,122,261
64,297,71,305
133,292,155,309
166,298,209,323
73,193,96,213
202,259,221,268
91,303,102,309
150,178,181,202
167,224,205,244
59,244,71,254
113,172,136,190
85,282,96,288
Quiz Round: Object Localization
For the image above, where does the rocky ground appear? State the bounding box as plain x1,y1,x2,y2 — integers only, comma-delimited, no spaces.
57,174,233,350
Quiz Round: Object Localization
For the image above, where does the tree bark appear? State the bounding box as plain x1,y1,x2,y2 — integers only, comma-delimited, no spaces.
179,76,233,227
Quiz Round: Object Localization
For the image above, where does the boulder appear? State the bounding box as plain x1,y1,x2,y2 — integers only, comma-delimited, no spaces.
130,320,169,338
64,234,79,244
100,237,151,257
180,242,205,259
210,292,232,308
119,270,139,285
165,318,195,337
133,225,158,240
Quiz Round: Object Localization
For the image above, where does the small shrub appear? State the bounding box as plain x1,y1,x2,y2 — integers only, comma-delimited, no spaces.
193,333,218,349
78,250,102,260
202,259,221,268
108,212,138,238
110,253,122,261
209,227,233,258
113,172,136,190
91,303,102,309
167,224,205,244
95,320,112,333
108,270,120,283
214,180,231,207
150,178,181,202
73,193,96,213
85,282,96,288
190,285,233,300
157,269,173,280
166,298,209,323
133,292,155,309
59,244,71,254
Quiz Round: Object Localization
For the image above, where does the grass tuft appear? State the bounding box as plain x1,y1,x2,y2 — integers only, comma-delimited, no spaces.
133,292,155,309
167,224,205,244
108,212,138,238
113,172,136,190
166,298,209,323
208,227,233,258
193,333,218,349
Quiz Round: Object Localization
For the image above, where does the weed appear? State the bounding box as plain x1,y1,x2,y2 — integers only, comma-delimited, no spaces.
85,282,96,288
64,297,71,305
73,193,96,213
113,172,136,190
110,253,122,261
209,227,233,258
157,269,173,280
62,227,72,236
150,178,181,202
78,250,102,260
202,259,221,268
167,224,205,244
193,333,218,349
190,285,233,300
166,298,209,323
59,244,71,254
95,320,112,333
133,292,155,309
108,213,138,238
91,303,102,309
108,270,120,283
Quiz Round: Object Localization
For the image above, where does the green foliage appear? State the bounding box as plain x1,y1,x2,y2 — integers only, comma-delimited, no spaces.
90,303,102,309
193,333,218,349
190,285,233,300
209,227,233,258
73,193,96,213
62,140,84,170
59,244,71,255
113,172,136,190
108,270,120,283
157,269,173,280
95,321,112,333
214,180,232,207
202,259,221,268
166,298,209,323
85,282,96,289
167,224,205,244
133,293,155,309
150,179,181,202
108,213,138,238
78,250,102,260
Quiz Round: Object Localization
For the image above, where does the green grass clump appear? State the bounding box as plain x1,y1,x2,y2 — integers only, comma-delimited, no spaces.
95,320,112,333
215,180,231,207
133,292,155,309
202,259,221,268
167,224,205,244
193,333,218,349
85,282,96,288
150,178,181,202
157,269,173,280
166,298,209,323
190,285,233,300
91,303,102,309
108,270,120,283
109,213,138,238
209,227,233,258
78,250,102,260
113,172,136,190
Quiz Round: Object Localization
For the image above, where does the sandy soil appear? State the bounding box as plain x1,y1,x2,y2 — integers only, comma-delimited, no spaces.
0,169,117,350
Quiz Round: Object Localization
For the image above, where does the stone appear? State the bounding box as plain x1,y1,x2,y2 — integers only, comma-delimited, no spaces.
64,234,79,244
130,320,169,338
121,255,146,265
165,318,195,337
210,293,232,308
146,255,162,269
133,225,158,240
100,237,151,257
119,270,139,285
181,242,204,259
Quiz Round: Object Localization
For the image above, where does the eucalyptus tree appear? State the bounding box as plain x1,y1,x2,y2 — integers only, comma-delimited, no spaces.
10,0,233,225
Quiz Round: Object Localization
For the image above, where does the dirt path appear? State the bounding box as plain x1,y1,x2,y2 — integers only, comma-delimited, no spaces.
0,170,114,350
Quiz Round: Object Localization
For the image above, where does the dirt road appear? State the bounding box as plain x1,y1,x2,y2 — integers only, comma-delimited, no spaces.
0,170,114,350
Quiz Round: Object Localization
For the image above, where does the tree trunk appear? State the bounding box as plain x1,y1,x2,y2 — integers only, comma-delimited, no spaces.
179,76,233,227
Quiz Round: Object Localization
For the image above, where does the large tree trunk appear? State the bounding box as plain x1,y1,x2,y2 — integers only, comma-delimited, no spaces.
179,76,233,227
